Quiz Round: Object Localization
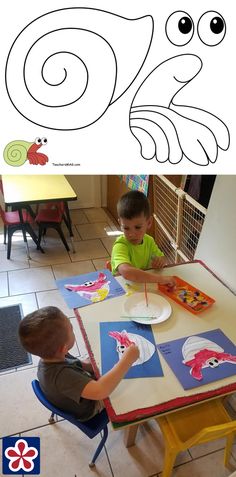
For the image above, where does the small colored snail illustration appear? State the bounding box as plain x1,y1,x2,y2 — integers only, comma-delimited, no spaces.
3,137,48,166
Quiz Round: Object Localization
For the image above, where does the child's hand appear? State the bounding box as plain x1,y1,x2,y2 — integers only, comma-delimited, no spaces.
158,275,176,290
122,343,140,365
151,256,166,269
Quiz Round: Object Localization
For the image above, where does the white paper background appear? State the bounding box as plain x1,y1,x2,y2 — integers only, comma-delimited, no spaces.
1,0,235,174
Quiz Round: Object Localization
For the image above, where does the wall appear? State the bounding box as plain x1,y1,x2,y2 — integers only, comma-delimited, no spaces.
195,176,236,293
66,175,102,209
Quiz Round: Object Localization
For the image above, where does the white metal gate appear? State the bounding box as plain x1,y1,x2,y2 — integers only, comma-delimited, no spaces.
153,176,207,263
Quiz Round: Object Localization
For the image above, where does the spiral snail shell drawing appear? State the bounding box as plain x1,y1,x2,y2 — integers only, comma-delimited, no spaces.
5,8,153,130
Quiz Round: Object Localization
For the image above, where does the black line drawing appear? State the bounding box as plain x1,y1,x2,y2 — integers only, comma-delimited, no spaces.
4,7,230,166
129,11,229,166
5,8,153,130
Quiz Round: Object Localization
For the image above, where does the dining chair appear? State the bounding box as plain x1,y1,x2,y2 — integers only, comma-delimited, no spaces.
0,206,43,259
156,398,236,477
31,380,109,467
35,202,70,251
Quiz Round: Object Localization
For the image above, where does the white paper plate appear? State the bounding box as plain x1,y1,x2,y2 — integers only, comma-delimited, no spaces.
123,292,172,324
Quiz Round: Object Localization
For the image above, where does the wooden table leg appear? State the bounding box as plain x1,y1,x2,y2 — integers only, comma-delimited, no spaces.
123,424,139,447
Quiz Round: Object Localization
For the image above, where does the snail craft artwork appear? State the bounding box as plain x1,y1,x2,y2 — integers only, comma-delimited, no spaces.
182,336,236,381
3,6,230,167
65,272,111,304
100,321,163,379
56,270,126,309
158,329,236,390
3,137,48,166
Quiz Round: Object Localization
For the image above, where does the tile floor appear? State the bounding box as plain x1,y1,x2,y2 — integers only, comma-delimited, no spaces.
0,207,236,477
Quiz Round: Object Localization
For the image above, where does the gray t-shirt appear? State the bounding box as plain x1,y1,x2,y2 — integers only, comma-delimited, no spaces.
37,356,96,421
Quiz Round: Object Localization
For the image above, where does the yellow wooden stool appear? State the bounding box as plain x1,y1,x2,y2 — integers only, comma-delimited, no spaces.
156,398,236,477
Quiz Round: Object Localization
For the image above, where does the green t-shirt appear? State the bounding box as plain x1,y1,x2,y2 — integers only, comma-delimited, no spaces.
111,234,164,274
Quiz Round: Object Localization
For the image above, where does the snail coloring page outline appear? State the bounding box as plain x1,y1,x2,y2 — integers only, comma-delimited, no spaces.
1,0,234,173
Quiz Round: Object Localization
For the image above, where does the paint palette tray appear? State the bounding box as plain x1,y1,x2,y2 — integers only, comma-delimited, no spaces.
158,276,215,315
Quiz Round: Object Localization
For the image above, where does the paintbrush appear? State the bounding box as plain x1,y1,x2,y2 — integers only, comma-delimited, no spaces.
120,315,156,320
144,282,148,307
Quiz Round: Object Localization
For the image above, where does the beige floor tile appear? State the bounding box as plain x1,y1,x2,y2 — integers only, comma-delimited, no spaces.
84,208,112,223
0,367,49,437
76,222,112,240
37,289,75,319
9,267,56,295
0,293,37,316
165,448,234,477
101,236,117,255
28,242,71,267
92,257,110,271
107,420,191,477
40,224,81,242
52,260,95,280
189,438,226,459
226,394,236,415
69,209,89,225
230,442,236,461
0,272,8,297
69,239,108,262
0,249,29,272
23,420,112,477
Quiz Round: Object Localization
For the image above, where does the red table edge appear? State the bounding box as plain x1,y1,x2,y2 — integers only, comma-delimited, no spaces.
75,259,236,424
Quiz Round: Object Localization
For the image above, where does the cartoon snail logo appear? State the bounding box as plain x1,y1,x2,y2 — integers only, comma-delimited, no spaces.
3,137,48,166
4,8,230,165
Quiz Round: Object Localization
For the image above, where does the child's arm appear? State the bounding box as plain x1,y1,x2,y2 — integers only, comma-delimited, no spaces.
117,263,176,287
151,255,167,269
80,344,139,400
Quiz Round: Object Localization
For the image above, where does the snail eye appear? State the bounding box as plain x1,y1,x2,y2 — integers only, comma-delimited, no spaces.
35,137,41,145
41,137,48,145
165,11,194,46
84,281,93,287
197,11,226,46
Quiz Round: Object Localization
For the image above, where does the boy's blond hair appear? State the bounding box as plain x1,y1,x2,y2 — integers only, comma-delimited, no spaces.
117,190,151,220
18,306,68,359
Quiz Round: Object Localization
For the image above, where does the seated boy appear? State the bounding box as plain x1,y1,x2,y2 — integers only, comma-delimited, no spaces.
111,190,176,287
18,306,139,421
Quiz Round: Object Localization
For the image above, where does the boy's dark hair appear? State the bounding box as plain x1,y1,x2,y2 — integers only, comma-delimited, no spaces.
117,190,151,219
18,306,68,359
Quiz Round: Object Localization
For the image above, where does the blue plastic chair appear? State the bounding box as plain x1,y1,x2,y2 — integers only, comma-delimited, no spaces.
32,380,109,467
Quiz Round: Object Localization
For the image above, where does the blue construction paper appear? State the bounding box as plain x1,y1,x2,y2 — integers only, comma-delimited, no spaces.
100,321,163,379
157,329,236,390
56,269,125,309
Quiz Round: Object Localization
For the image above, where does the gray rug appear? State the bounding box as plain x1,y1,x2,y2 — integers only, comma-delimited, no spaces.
0,304,32,371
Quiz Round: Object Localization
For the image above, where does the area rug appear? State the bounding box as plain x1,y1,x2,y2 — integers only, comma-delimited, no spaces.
0,304,32,371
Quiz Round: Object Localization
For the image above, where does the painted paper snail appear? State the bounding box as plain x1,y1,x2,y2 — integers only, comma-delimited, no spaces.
3,137,48,166
182,336,236,380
